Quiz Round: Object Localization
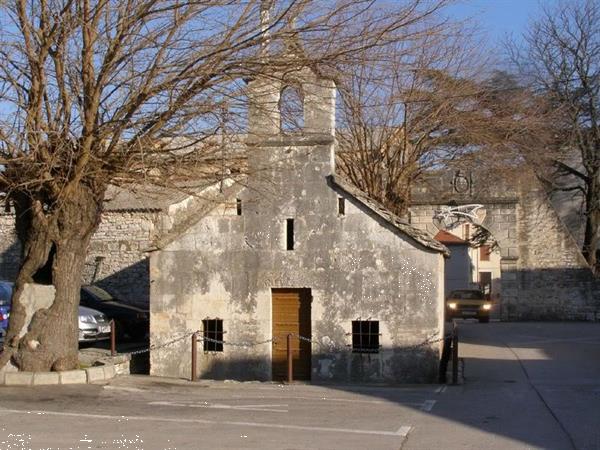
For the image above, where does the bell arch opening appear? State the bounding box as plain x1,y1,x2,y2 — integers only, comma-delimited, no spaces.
279,85,304,133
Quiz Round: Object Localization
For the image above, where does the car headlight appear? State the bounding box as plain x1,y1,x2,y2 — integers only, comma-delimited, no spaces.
448,302,457,309
79,315,97,324
482,304,492,310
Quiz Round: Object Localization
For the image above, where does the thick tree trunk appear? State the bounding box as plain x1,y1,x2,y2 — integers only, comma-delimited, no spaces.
0,185,102,372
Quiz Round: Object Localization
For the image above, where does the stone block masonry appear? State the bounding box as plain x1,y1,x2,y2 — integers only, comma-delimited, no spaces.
0,210,161,308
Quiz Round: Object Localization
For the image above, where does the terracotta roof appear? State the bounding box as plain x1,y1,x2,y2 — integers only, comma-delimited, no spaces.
434,230,468,245
328,175,449,255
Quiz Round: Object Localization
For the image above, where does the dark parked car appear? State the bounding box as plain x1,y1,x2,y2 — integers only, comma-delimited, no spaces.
80,285,148,340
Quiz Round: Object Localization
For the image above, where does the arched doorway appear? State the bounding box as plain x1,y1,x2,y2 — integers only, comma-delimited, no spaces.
410,202,520,321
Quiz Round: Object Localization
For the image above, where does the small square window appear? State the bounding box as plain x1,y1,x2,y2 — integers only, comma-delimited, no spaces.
202,319,224,352
480,245,491,261
351,320,380,353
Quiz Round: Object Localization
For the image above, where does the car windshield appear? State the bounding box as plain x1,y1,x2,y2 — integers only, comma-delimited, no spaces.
83,285,114,301
0,282,13,305
450,290,484,300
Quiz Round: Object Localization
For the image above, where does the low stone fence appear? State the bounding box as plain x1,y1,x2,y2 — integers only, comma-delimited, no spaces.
0,354,130,386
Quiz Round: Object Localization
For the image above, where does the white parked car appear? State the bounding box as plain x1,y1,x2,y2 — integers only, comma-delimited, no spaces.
78,305,111,342
0,281,111,344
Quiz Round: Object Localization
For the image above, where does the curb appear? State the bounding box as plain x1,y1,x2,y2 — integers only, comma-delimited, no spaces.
0,355,130,386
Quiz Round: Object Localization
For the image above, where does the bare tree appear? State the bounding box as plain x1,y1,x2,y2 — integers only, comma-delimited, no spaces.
0,0,451,372
335,17,498,217
507,0,600,271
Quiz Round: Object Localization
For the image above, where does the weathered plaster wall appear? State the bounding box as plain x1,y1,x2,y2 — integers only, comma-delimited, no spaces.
150,132,444,383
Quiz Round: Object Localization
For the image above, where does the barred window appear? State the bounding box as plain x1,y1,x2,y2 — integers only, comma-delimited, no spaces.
202,319,224,352
351,320,380,353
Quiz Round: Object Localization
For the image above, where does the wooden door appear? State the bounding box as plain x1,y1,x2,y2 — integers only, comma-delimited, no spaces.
272,288,311,381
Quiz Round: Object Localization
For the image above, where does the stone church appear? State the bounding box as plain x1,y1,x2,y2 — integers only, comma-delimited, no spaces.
148,66,448,383
0,42,599,384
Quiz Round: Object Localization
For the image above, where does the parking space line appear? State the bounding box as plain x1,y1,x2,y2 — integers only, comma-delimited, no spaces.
149,401,289,413
396,426,412,436
150,397,424,409
0,408,412,438
420,400,436,412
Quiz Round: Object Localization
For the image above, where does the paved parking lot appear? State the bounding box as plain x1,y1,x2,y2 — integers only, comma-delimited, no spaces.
1,322,599,449
0,379,444,449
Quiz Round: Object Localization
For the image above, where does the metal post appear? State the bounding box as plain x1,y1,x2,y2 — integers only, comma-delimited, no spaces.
110,320,116,357
438,332,452,384
191,332,198,382
452,325,459,385
287,333,293,384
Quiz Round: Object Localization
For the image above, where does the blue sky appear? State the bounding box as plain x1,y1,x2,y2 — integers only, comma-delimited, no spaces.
446,0,560,45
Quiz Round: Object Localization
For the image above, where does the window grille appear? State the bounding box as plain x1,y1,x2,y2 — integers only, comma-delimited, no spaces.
202,318,224,352
351,320,380,353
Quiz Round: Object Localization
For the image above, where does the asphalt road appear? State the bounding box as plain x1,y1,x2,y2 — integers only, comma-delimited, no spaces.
0,322,598,449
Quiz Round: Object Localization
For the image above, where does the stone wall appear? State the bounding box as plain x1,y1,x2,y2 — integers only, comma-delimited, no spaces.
0,213,20,281
85,211,160,308
510,187,599,320
0,210,159,308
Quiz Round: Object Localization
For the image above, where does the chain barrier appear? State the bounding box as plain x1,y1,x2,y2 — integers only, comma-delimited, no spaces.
200,336,275,348
126,332,274,356
128,330,199,356
288,332,447,353
127,329,450,357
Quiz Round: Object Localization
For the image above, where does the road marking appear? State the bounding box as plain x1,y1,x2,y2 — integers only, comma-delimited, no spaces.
396,426,412,436
434,386,447,394
268,395,385,404
149,401,288,413
0,408,412,438
420,400,436,412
